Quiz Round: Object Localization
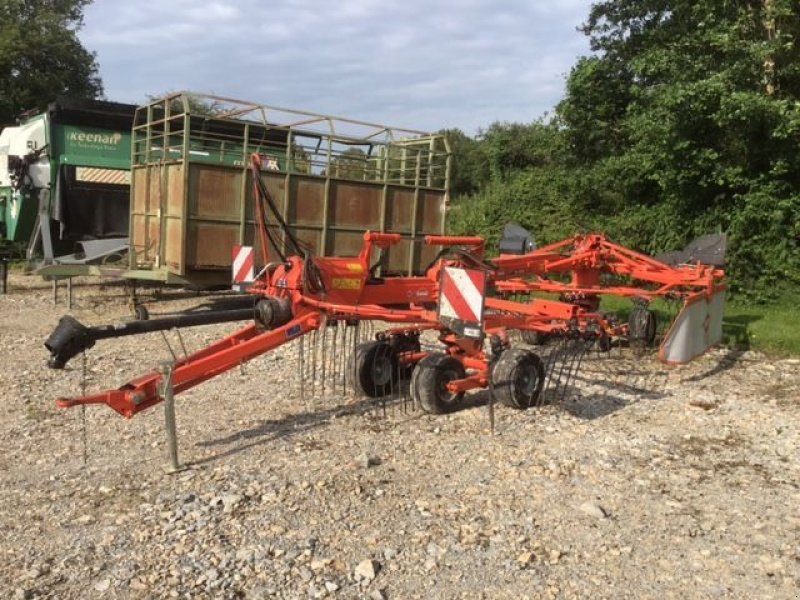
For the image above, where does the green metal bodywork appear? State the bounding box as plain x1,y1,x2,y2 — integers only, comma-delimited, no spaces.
1,100,134,255
55,124,131,170
0,114,47,244
0,182,37,242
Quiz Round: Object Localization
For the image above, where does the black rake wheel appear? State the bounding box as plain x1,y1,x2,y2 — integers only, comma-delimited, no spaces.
628,306,658,347
411,353,466,414
348,340,399,398
491,347,545,410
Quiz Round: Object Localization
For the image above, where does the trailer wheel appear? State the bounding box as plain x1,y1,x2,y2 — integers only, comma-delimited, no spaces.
519,330,549,345
628,307,657,346
411,353,466,414
491,347,545,409
133,303,149,321
348,341,399,398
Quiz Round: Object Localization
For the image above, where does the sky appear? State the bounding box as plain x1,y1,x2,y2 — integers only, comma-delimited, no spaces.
80,0,593,135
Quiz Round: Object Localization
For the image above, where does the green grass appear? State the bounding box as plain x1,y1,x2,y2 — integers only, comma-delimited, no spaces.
722,295,800,356
598,293,800,357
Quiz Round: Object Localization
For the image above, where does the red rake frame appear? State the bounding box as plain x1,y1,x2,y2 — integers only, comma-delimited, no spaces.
51,157,726,418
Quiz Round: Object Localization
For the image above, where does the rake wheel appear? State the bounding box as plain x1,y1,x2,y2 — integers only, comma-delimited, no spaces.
491,347,545,409
348,340,399,398
628,307,657,347
411,353,466,414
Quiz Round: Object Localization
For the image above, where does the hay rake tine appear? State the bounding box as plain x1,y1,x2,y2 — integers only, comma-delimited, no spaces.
303,329,311,403
378,340,390,417
328,322,335,395
403,351,413,415
320,320,328,398
551,336,581,405
342,320,350,396
328,321,336,396
542,338,566,403
560,339,589,404
385,356,393,419
352,322,360,398
556,338,583,404
560,339,585,403
159,330,178,363
310,328,318,401
548,340,569,404
330,320,339,397
298,334,305,400
350,323,358,397
344,323,354,397
175,328,189,361
340,323,349,396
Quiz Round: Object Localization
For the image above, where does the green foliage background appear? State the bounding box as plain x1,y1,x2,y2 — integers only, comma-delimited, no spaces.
447,0,800,300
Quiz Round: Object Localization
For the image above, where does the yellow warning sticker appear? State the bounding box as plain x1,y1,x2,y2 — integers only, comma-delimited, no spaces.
332,277,362,290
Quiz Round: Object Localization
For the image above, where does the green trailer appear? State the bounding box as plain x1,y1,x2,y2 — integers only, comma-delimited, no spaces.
38,92,451,287
126,93,451,285
0,98,136,263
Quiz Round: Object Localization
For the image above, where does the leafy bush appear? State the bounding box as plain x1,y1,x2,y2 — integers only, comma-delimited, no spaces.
447,1,800,302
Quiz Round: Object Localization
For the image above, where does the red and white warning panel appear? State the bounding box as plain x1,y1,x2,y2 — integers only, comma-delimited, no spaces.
232,245,255,291
438,266,487,339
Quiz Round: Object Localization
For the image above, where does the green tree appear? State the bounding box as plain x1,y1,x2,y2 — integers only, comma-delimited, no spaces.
289,142,313,174
448,120,583,250
441,128,489,196
480,120,567,179
0,0,103,124
558,0,800,295
329,147,370,180
449,1,800,297
154,92,226,116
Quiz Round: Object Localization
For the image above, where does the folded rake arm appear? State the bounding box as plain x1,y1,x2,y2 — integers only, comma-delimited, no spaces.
56,312,322,417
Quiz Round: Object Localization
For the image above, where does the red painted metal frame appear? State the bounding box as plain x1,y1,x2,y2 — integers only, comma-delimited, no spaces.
493,233,723,301
57,312,322,417
52,156,726,418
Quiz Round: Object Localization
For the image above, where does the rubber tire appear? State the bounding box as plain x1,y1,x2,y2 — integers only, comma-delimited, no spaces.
348,341,399,398
628,307,657,346
411,353,466,414
491,347,545,410
520,330,549,345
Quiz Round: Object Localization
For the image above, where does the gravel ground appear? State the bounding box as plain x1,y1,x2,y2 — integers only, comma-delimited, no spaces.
0,273,798,600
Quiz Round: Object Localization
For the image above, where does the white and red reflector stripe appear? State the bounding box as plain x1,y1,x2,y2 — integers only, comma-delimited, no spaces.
439,267,486,325
232,245,255,285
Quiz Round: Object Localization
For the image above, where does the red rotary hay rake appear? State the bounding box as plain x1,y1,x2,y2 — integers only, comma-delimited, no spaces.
45,154,727,419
